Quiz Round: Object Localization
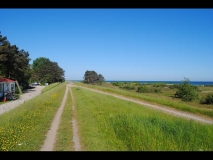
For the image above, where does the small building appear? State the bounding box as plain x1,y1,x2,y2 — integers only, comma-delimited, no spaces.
0,78,16,98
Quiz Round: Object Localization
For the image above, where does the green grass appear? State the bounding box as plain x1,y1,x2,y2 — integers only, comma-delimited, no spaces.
0,82,66,151
74,82,213,119
72,87,213,151
53,86,74,151
41,82,61,93
1,81,213,151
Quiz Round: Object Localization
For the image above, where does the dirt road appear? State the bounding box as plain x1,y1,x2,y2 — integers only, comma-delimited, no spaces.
72,84,213,125
40,83,81,151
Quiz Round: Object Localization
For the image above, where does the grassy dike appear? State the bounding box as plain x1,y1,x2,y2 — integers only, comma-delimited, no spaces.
74,82,213,119
72,86,213,151
0,82,67,151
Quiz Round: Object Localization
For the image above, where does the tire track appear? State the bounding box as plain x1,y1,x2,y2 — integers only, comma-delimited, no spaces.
69,87,81,151
72,84,213,125
40,85,69,151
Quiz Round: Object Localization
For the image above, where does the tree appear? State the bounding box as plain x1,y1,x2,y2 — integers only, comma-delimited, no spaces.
175,77,199,102
97,74,105,84
0,32,32,87
31,57,65,84
83,70,105,84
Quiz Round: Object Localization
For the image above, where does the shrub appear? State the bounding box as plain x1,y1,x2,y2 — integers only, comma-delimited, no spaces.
111,82,122,87
119,83,135,90
175,78,199,102
137,86,150,93
200,94,213,104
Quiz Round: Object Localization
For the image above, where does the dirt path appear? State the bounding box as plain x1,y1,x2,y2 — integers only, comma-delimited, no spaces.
72,84,213,125
40,83,81,151
40,85,68,151
70,87,81,151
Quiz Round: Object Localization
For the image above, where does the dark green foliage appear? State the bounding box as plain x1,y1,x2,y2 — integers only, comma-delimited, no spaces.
120,84,135,90
0,32,65,88
83,70,105,84
175,78,199,102
31,57,65,84
111,82,123,86
137,85,150,93
0,32,32,85
200,94,213,105
153,88,162,93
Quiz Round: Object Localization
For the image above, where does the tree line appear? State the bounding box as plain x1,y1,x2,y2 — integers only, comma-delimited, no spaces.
0,32,65,89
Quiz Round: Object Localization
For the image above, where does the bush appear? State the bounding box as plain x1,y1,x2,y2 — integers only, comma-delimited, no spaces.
153,88,162,93
137,86,150,93
200,94,213,104
111,82,123,87
119,83,135,90
175,78,199,102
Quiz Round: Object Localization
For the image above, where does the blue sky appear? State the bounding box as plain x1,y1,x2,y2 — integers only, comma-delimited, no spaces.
1,8,213,81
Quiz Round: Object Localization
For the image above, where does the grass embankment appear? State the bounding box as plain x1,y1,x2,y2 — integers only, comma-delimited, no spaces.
53,86,74,151
41,82,61,93
72,87,213,151
0,82,67,151
74,82,213,119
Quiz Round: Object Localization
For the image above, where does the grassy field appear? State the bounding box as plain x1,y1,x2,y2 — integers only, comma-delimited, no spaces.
73,82,213,119
1,81,213,151
71,86,213,151
0,82,67,151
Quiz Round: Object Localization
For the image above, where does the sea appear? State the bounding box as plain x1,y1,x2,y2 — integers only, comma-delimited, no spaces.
69,80,213,86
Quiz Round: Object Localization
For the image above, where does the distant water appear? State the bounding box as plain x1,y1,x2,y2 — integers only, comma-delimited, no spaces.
69,80,213,86
105,81,213,86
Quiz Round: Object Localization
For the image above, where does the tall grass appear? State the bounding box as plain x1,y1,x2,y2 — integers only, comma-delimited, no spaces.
0,83,66,151
74,82,213,119
72,87,213,151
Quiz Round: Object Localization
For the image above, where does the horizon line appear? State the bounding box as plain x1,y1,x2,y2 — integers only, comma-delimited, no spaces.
66,80,213,82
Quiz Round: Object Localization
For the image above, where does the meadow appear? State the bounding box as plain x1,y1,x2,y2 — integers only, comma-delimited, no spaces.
71,86,213,151
0,81,213,151
74,82,213,119
0,82,67,151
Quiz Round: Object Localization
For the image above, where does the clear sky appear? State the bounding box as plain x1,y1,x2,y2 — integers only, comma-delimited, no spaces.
1,8,213,81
